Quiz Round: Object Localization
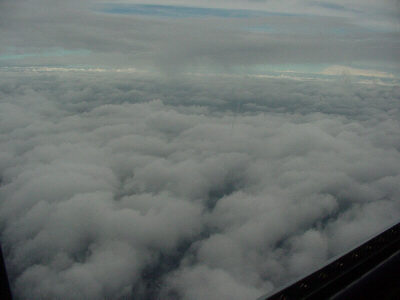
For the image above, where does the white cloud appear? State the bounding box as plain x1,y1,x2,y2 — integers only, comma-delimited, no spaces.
320,65,395,78
1,71,399,299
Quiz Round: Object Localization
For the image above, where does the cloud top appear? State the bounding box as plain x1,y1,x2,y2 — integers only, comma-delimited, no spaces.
0,70,399,299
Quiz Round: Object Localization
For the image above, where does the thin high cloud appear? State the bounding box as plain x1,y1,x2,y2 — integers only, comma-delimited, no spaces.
97,3,297,18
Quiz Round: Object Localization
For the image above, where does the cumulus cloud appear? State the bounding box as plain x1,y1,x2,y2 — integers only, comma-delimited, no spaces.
320,65,395,78
0,69,399,299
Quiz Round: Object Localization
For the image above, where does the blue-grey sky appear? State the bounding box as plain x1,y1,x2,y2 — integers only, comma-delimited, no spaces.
1,0,399,76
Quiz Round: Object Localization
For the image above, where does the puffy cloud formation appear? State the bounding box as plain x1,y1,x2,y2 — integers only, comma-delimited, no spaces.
0,70,400,300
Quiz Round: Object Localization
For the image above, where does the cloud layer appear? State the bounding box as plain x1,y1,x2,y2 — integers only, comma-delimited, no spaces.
1,0,399,75
0,70,399,299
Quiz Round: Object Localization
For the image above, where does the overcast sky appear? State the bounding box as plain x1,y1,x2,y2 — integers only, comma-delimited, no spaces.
1,0,400,75
1,1,400,300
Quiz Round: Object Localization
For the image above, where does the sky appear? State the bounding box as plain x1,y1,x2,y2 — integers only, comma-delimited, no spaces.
0,1,400,300
1,0,400,75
